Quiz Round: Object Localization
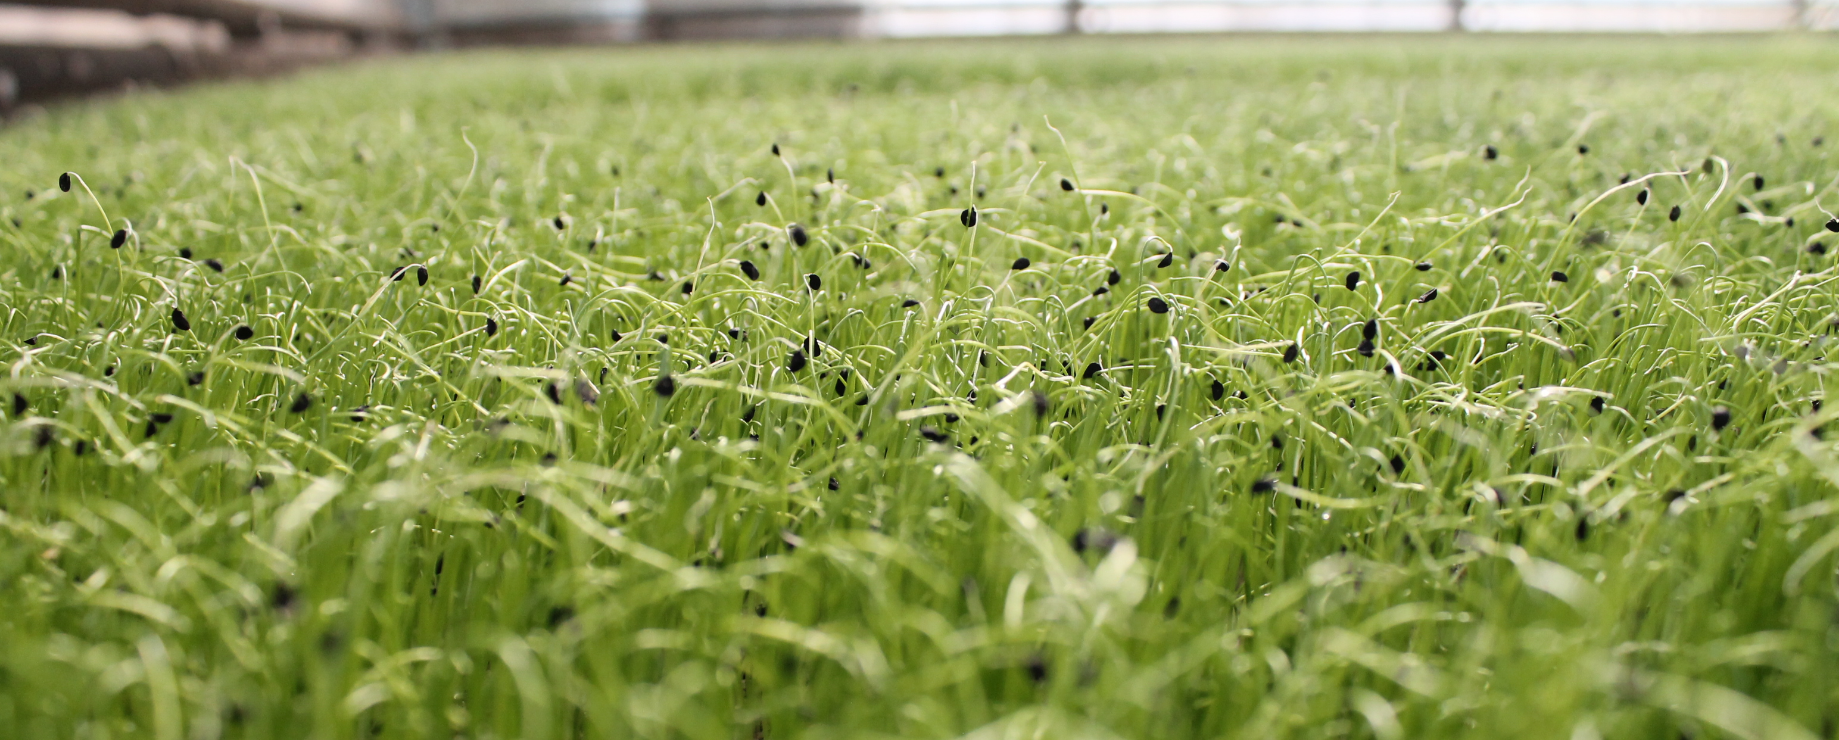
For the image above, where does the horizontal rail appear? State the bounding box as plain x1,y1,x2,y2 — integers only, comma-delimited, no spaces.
2,0,400,34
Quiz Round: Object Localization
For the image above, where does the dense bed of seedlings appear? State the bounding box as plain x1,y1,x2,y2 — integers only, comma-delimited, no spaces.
3,35,1839,740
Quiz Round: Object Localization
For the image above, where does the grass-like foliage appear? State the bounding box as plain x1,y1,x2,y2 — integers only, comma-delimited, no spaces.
5,34,1839,739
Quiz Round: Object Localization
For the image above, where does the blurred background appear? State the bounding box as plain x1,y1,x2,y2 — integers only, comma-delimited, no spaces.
1,0,1833,110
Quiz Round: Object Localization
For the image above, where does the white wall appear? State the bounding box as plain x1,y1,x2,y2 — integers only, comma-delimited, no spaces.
432,0,643,26
874,0,1827,35
424,0,1831,36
